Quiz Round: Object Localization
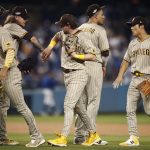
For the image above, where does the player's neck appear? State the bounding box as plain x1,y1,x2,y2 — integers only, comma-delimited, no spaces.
88,18,97,24
137,32,150,42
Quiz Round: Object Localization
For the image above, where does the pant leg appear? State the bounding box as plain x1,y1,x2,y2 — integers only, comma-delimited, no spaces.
75,90,87,137
61,69,90,137
74,95,94,134
0,88,10,140
86,62,103,130
126,77,141,136
75,62,103,137
142,77,150,116
3,67,42,140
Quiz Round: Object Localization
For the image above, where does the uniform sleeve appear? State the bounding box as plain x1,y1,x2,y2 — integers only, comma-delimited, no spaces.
55,31,63,41
5,23,28,39
123,42,132,62
1,32,16,53
98,29,109,51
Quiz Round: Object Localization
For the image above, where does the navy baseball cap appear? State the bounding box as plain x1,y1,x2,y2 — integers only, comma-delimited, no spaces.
126,16,146,27
86,4,105,18
11,6,29,20
55,14,77,28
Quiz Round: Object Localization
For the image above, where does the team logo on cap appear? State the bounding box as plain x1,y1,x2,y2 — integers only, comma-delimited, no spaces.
15,12,21,15
25,9,27,13
93,9,97,14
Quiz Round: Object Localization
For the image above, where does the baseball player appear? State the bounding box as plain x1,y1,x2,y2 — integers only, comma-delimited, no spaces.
0,6,45,147
74,4,109,145
42,14,101,147
113,16,150,146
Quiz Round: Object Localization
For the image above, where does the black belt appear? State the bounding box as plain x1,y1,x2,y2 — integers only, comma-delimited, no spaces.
132,71,146,77
62,67,77,73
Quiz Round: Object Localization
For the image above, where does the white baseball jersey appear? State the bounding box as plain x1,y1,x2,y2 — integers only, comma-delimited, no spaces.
124,37,150,74
56,30,96,70
78,23,109,63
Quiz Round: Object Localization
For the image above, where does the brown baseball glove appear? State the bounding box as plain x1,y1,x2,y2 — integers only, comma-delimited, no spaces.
136,80,150,96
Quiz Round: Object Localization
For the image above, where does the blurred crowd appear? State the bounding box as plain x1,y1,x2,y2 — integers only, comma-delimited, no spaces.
3,0,149,90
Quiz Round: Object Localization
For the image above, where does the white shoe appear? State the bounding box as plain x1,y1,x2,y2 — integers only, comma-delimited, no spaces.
94,140,108,145
26,138,45,147
119,135,139,146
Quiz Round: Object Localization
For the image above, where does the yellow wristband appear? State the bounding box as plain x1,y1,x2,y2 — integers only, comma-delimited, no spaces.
74,54,85,60
48,40,57,48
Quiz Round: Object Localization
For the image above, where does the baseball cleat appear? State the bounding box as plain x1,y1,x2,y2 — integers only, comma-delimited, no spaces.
25,137,45,147
73,136,85,144
119,135,139,146
0,139,19,145
47,134,67,147
94,139,108,145
82,132,100,146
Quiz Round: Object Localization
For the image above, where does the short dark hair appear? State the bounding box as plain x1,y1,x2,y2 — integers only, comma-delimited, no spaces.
55,14,78,29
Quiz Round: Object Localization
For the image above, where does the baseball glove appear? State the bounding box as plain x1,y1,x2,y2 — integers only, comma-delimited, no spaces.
17,57,36,73
136,80,150,96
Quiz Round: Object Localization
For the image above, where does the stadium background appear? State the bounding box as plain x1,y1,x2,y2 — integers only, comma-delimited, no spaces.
0,0,149,114
2,0,149,115
0,0,150,149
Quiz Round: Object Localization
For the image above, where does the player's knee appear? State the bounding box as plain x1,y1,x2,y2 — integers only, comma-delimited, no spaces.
15,103,29,114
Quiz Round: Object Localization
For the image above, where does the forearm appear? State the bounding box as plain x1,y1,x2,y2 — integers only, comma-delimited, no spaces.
102,56,109,67
101,50,110,67
30,36,44,52
117,60,129,78
4,48,15,68
71,52,96,61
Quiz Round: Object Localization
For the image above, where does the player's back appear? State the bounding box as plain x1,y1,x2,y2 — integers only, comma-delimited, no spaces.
78,23,105,52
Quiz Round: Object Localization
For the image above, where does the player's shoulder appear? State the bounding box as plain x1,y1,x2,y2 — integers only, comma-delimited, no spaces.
0,26,10,35
4,23,23,30
129,38,138,46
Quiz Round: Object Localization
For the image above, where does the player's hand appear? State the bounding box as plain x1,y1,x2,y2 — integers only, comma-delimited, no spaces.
41,48,52,61
113,76,123,89
0,66,8,80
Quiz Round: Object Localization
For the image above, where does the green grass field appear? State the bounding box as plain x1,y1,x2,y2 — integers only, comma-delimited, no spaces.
1,114,150,150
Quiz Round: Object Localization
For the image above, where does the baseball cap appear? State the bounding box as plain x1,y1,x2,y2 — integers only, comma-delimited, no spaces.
11,6,29,20
126,16,146,27
86,4,105,18
55,14,77,28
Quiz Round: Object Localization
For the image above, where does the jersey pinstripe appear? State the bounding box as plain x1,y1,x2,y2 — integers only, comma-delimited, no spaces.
0,25,43,141
124,37,150,74
78,23,109,63
75,23,109,138
55,30,96,136
0,26,16,68
123,36,150,137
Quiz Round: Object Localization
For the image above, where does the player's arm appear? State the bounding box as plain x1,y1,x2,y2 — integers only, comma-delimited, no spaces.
113,60,129,89
70,52,96,61
117,59,129,78
68,40,96,61
41,33,60,61
0,35,16,80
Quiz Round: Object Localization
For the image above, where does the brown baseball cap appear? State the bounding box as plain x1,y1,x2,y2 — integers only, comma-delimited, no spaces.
86,4,105,18
126,16,146,27
55,14,77,28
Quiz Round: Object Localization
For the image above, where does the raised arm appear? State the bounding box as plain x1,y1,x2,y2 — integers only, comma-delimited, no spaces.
41,33,60,61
